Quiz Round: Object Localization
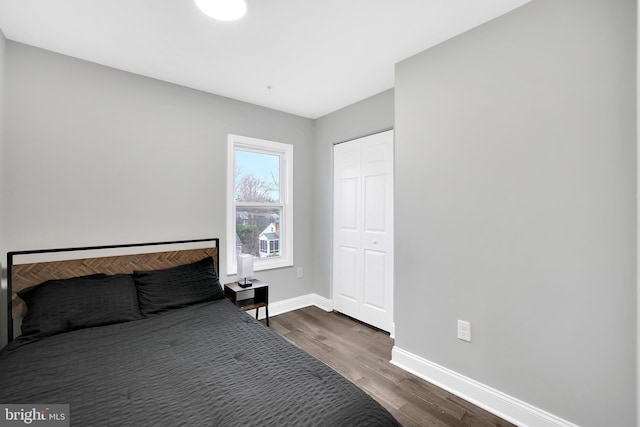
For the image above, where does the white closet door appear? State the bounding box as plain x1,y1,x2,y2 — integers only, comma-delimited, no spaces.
332,130,394,333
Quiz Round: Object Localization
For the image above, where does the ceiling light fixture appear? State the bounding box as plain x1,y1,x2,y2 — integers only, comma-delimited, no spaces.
194,0,247,21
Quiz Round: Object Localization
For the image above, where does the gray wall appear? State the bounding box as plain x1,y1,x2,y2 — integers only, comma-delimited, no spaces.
0,29,6,346
3,41,315,317
394,0,636,426
313,89,394,298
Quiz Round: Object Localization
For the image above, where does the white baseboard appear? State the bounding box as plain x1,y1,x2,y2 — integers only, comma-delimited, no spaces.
245,293,333,320
391,346,580,427
310,294,333,312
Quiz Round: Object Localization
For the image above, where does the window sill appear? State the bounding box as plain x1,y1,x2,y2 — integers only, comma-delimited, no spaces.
227,257,293,276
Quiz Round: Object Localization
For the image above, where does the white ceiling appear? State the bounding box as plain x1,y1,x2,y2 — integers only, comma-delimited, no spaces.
0,0,531,119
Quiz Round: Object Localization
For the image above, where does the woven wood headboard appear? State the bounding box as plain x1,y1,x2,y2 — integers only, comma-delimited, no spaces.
7,238,219,341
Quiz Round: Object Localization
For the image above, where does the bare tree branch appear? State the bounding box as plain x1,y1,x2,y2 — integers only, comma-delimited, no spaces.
236,173,275,202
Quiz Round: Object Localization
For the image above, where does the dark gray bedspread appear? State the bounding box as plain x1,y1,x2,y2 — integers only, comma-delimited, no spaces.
0,299,400,426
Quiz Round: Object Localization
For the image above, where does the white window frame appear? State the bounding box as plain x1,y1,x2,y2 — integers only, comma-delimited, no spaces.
226,134,294,275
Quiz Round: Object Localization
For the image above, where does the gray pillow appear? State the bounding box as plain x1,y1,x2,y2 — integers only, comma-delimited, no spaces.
133,257,224,316
19,273,143,340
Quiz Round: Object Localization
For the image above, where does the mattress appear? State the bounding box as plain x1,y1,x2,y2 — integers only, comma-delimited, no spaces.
0,299,400,426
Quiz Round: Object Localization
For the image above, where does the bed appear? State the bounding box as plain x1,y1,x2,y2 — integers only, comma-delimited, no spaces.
0,238,400,426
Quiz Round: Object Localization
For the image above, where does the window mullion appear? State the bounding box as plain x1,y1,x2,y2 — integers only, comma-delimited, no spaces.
236,202,283,208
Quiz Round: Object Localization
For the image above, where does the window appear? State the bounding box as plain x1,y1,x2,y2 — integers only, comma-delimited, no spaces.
227,134,293,274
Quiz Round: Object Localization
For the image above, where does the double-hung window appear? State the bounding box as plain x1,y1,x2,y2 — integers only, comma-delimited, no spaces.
226,134,293,274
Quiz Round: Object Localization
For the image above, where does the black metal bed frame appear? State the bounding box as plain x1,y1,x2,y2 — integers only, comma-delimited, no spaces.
6,238,219,342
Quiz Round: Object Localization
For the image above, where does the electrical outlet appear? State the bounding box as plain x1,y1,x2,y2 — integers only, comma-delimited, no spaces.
457,320,471,342
296,267,303,279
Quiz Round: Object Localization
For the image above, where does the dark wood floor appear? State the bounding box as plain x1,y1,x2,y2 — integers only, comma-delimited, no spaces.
269,306,515,427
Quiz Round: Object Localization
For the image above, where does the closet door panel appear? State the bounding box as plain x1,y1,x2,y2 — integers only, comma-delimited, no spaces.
333,130,394,333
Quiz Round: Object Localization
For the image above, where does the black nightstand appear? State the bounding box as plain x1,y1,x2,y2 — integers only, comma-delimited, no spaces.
224,280,269,326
